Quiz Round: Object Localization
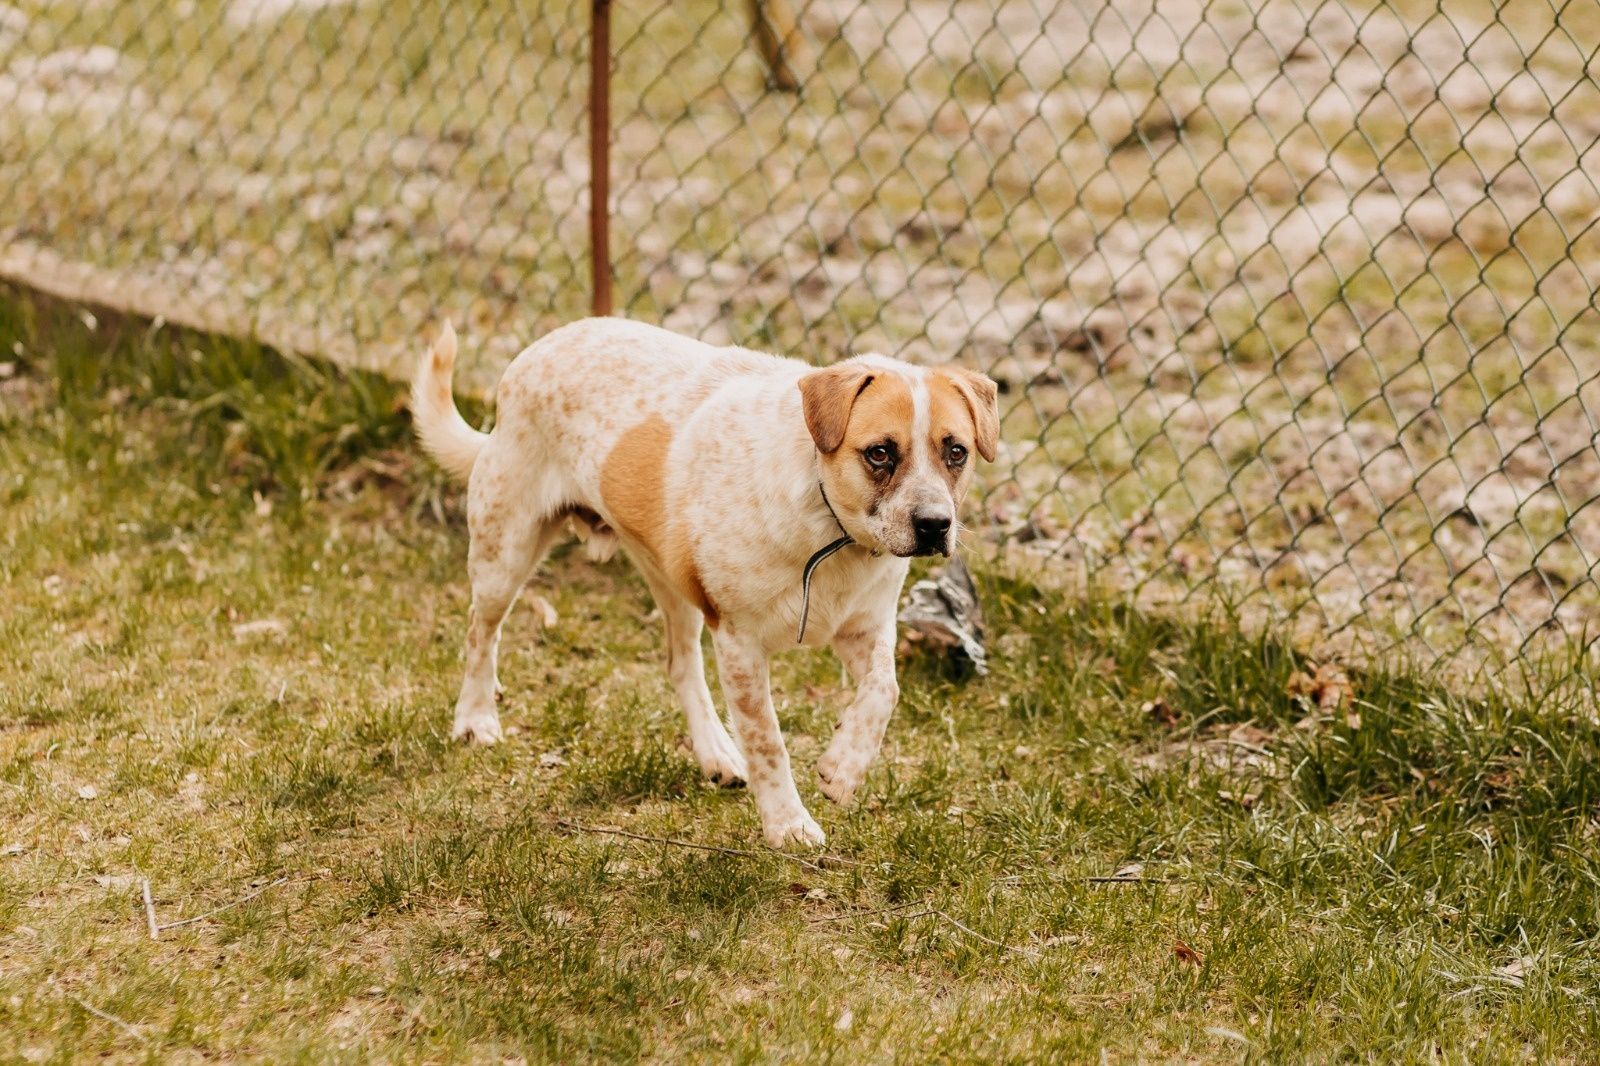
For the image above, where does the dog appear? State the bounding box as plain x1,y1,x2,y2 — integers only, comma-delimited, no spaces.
412,318,997,847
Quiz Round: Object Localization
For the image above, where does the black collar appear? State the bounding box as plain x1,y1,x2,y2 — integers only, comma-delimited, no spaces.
796,483,853,644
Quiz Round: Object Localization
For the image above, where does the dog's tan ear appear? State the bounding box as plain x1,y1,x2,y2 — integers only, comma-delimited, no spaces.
798,365,875,453
943,367,1000,462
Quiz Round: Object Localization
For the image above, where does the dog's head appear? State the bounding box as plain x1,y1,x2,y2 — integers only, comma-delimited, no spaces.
799,358,999,558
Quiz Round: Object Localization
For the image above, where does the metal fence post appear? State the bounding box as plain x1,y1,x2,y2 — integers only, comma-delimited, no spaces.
589,0,612,317
748,0,806,92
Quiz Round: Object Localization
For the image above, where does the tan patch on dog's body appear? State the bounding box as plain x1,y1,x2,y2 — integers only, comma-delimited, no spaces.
842,373,915,450
815,370,918,515
599,416,719,625
600,416,671,552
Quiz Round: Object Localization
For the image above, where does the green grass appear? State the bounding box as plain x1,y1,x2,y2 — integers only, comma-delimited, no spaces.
4,286,1600,1061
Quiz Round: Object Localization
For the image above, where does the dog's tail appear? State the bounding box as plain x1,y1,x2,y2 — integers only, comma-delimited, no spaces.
411,322,487,483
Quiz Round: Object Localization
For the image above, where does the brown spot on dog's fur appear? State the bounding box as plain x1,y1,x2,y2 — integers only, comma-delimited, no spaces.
600,417,717,624
601,416,672,558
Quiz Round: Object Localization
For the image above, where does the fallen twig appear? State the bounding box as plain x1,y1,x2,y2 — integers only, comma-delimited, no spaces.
141,879,158,941
553,818,860,872
993,872,1170,887
929,908,1044,959
807,900,931,923
67,994,144,1039
156,876,291,932
810,900,1055,959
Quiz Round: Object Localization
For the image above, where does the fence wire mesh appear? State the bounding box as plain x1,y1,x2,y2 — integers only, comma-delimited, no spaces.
3,0,1598,683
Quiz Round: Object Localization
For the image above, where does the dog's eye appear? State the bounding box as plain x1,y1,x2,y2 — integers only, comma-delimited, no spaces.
945,443,968,467
864,444,895,469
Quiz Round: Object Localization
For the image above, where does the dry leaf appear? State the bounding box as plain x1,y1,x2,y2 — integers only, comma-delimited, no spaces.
1174,939,1204,965
1485,769,1517,793
76,784,98,800
1218,789,1259,810
1287,663,1353,713
1144,698,1181,728
1493,955,1536,987
1227,724,1274,748
834,1008,854,1032
1,843,24,856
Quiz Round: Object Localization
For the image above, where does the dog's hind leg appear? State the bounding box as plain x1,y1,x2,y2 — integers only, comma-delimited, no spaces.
641,574,749,787
453,507,564,745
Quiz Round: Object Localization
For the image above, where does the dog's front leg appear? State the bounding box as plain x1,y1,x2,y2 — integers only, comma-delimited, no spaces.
711,626,825,849
816,613,899,806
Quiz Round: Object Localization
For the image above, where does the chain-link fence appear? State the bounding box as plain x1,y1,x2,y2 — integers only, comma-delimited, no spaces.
3,0,1598,684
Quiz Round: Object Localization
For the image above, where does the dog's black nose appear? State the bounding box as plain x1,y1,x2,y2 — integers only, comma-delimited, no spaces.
912,512,952,555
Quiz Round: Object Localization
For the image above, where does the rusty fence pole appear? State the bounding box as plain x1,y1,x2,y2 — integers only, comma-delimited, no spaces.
589,0,613,316
748,0,807,92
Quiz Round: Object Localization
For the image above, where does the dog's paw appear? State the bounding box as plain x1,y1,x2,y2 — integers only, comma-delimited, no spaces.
451,711,504,745
815,751,863,807
762,810,826,850
698,735,750,789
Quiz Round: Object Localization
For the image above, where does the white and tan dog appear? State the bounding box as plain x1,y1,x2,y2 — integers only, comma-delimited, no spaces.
412,318,997,848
